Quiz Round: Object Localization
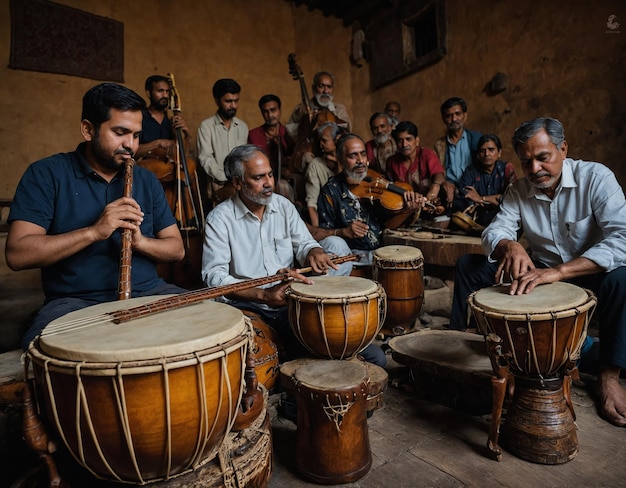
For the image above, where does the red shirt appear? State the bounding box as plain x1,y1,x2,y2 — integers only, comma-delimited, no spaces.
386,147,444,194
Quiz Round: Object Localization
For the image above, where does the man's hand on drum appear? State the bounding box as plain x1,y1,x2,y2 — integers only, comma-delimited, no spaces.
305,248,339,275
261,281,293,308
509,268,562,296
494,240,535,289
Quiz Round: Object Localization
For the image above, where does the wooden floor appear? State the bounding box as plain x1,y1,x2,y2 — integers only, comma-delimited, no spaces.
268,349,626,488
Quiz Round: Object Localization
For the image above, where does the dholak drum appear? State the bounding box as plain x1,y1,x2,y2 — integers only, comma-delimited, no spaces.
291,360,371,484
27,297,250,484
279,357,388,415
372,245,424,336
286,276,386,359
241,310,282,392
468,282,597,464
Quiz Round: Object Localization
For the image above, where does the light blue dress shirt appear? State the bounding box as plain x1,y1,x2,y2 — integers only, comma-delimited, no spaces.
482,158,626,271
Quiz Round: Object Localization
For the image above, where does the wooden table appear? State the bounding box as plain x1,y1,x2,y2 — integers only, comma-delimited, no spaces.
383,228,484,268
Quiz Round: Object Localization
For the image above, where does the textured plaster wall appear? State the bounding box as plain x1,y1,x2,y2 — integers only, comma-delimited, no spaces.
1,0,625,196
354,0,626,181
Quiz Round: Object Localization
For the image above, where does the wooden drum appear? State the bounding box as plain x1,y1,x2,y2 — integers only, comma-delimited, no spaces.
291,360,371,484
468,283,597,464
286,276,386,359
241,310,282,392
27,297,250,484
468,282,596,378
372,245,424,336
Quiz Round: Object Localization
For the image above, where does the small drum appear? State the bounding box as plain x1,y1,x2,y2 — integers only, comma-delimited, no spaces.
372,245,424,335
279,357,388,414
468,283,596,378
286,276,386,359
27,297,250,484
291,360,371,484
241,310,282,392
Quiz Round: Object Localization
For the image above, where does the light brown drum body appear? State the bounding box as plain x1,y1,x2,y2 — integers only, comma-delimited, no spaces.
286,276,386,359
27,297,249,484
372,245,424,336
291,360,371,484
242,310,282,392
468,283,597,464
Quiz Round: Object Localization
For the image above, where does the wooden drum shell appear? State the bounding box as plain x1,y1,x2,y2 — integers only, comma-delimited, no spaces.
286,276,386,360
242,310,282,392
26,298,249,484
372,245,424,336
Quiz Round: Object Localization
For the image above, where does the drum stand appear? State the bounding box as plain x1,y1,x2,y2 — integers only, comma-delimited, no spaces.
485,334,578,464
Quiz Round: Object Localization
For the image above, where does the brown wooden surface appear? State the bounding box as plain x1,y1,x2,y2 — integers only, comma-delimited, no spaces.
383,228,484,267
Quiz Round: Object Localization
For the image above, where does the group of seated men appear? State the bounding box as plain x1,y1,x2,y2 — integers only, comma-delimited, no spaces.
6,78,626,428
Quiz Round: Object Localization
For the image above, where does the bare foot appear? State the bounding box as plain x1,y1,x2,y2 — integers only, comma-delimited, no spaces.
596,366,626,427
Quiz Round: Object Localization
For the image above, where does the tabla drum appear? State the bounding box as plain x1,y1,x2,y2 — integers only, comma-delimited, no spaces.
286,276,386,359
372,245,424,336
241,310,282,392
468,282,596,378
468,283,597,464
26,297,250,484
291,360,371,484
279,357,388,415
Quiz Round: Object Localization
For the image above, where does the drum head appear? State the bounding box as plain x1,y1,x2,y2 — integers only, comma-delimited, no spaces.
39,296,247,363
473,282,589,315
374,245,423,262
289,276,378,299
294,360,367,390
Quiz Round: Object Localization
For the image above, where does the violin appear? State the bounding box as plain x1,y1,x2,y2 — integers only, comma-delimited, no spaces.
349,169,413,212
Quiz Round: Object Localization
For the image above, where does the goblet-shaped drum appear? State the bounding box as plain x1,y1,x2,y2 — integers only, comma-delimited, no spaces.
286,276,386,359
468,282,597,464
27,297,249,483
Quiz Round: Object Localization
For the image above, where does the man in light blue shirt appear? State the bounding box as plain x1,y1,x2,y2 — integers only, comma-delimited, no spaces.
202,144,386,366
450,117,626,427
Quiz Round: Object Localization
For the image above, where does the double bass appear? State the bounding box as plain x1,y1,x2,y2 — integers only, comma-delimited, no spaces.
287,53,344,173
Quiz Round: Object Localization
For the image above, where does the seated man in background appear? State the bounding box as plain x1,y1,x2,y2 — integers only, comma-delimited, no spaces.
434,97,482,207
384,101,401,129
315,133,423,267
202,144,385,366
450,117,626,427
365,112,396,174
386,121,446,204
6,83,186,350
452,133,517,227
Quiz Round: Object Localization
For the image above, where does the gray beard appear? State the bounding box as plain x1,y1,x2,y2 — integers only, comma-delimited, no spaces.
315,93,333,108
375,133,389,145
345,167,367,182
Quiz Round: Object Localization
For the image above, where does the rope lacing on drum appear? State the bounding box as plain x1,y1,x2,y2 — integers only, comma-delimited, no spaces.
322,393,355,434
160,357,173,479
525,313,545,384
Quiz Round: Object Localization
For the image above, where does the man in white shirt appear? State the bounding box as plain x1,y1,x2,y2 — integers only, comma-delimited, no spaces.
197,79,248,199
202,144,386,366
450,117,626,427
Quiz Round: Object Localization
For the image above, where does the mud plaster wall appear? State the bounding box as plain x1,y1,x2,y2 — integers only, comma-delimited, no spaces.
1,0,625,198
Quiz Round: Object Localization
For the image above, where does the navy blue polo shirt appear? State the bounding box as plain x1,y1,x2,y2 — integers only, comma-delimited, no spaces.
8,143,176,302
139,109,173,144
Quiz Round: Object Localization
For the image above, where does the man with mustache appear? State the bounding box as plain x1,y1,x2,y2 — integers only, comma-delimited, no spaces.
365,112,397,174
384,101,401,129
450,117,626,428
286,71,351,141
385,121,446,201
434,97,482,207
247,94,296,200
197,78,249,200
6,83,186,350
316,134,423,266
202,144,385,365
135,75,191,160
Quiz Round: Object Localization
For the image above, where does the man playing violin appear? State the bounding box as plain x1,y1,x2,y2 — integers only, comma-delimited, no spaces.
135,75,191,160
315,134,423,265
202,144,385,366
6,83,186,351
285,71,351,141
